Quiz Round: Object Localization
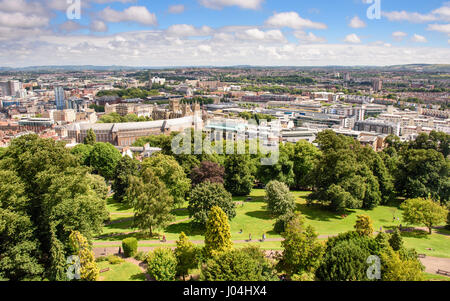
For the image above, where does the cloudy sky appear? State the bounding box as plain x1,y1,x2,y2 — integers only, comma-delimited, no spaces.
1,0,449,67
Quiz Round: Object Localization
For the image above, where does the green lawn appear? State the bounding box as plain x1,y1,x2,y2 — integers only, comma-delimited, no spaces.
96,189,450,258
97,261,146,281
423,273,450,281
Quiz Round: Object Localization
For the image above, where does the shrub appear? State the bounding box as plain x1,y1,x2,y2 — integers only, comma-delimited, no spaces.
122,237,138,258
273,211,296,234
95,256,108,262
147,248,177,281
107,255,124,265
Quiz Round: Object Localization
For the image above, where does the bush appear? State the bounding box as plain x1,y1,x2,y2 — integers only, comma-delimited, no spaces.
107,255,124,265
147,248,178,281
95,256,108,262
273,211,296,234
122,237,138,258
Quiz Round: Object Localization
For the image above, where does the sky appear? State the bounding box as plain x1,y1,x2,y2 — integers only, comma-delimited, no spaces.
0,0,449,67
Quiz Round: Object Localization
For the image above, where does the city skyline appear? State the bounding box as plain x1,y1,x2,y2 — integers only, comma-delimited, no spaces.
1,0,449,67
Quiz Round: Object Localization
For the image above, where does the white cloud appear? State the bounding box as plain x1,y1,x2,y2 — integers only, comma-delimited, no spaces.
382,11,437,23
344,33,361,44
168,5,185,14
432,4,450,22
348,16,366,28
90,20,108,32
265,12,327,29
99,6,157,26
392,31,408,41
236,28,286,42
0,11,49,28
294,31,327,44
427,23,450,35
199,0,264,10
166,24,214,37
411,34,427,43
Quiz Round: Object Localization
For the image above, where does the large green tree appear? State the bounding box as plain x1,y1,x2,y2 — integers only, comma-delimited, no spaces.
112,155,139,203
88,142,122,181
264,180,296,217
0,135,108,281
188,182,235,226
174,232,198,281
400,198,448,234
146,248,177,281
224,154,255,196
142,153,190,207
127,169,175,237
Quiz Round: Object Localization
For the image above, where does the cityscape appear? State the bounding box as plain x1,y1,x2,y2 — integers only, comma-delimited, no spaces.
0,0,449,291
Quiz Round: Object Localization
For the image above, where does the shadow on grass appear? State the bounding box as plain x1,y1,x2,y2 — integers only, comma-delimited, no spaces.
401,229,429,239
96,231,159,242
165,221,205,237
171,208,189,218
130,273,147,281
245,210,273,220
107,198,133,212
104,219,134,231
295,203,344,222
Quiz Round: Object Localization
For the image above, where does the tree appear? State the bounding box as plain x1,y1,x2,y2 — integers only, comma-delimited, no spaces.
258,144,295,187
309,130,382,211
289,140,321,190
112,156,139,203
276,213,324,278
401,198,448,234
88,142,122,181
224,154,255,196
200,247,277,281
204,206,232,257
0,135,108,281
142,153,190,207
147,248,177,281
190,161,225,186
188,182,235,226
68,231,99,281
174,232,198,281
316,231,380,281
396,149,449,204
84,129,96,145
71,144,93,166
122,237,138,258
127,169,175,237
380,247,424,281
354,215,374,236
388,229,403,251
264,180,296,217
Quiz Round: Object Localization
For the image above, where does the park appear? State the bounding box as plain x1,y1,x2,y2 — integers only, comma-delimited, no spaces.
92,189,450,281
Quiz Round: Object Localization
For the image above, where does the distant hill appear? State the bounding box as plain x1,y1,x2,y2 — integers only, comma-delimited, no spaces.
0,64,449,73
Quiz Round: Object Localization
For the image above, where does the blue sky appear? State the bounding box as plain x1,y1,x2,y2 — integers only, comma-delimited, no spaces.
0,0,449,67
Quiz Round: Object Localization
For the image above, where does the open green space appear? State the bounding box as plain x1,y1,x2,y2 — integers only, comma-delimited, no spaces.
97,261,146,281
95,189,450,258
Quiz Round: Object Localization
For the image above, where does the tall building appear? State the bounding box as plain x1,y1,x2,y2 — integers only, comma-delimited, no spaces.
344,73,351,82
0,80,21,97
55,86,65,110
373,79,383,92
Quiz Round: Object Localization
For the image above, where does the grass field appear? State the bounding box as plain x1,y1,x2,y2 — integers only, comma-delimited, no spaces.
97,261,146,281
95,190,450,258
